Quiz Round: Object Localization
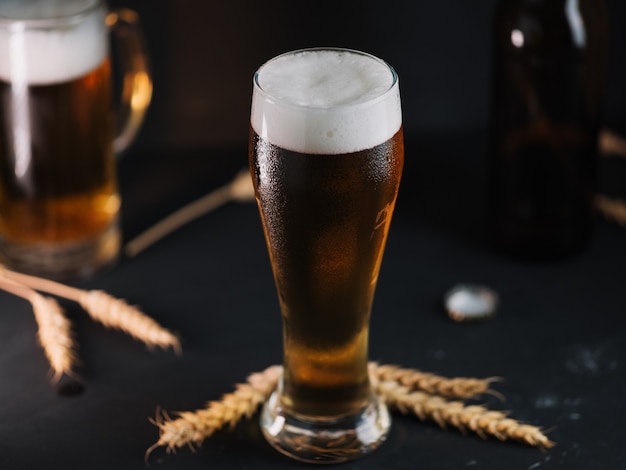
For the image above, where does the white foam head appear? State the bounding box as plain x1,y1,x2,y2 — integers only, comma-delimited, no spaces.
0,0,108,85
251,48,402,155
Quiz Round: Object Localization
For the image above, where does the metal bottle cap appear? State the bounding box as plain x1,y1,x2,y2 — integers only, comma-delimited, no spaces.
444,284,499,322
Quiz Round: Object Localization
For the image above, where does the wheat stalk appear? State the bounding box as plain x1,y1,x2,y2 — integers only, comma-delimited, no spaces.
125,168,255,258
146,364,282,459
0,266,180,352
0,277,76,382
372,363,502,399
375,380,554,449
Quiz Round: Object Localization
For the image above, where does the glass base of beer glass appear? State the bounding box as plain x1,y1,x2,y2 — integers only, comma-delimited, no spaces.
0,223,121,280
260,389,391,464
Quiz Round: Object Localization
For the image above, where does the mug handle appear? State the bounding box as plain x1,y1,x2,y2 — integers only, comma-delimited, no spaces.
106,9,153,155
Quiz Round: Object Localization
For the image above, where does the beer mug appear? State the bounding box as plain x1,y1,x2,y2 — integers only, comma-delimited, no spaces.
0,0,151,279
249,48,404,463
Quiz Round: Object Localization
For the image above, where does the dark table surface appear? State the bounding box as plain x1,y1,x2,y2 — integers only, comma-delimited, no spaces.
0,134,624,470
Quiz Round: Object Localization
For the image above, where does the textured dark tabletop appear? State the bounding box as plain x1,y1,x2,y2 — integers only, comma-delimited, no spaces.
0,135,624,470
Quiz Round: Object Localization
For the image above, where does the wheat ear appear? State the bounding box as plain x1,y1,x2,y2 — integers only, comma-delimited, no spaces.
149,363,552,455
372,363,503,399
146,364,281,459
599,129,626,158
0,266,180,353
595,194,626,227
75,290,181,353
375,380,554,449
0,277,76,382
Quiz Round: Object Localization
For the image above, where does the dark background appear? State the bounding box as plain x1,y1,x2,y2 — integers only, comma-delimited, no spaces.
109,0,626,152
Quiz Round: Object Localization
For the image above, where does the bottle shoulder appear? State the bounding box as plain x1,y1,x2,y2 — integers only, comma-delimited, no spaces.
494,0,607,55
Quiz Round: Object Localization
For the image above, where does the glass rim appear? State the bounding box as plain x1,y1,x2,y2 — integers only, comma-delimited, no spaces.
0,0,103,30
253,47,399,112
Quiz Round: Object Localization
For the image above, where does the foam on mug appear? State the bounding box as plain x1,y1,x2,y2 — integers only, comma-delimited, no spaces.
251,49,402,155
0,0,108,85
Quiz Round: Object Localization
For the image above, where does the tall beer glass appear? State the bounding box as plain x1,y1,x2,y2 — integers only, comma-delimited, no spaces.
0,0,151,279
249,48,404,463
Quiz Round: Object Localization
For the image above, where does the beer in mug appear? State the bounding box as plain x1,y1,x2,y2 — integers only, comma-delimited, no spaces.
0,0,150,279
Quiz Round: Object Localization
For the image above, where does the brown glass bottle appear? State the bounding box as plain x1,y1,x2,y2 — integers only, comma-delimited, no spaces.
488,0,608,259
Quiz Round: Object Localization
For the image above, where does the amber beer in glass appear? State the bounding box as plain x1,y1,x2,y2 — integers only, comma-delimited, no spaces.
249,48,403,463
0,0,151,279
